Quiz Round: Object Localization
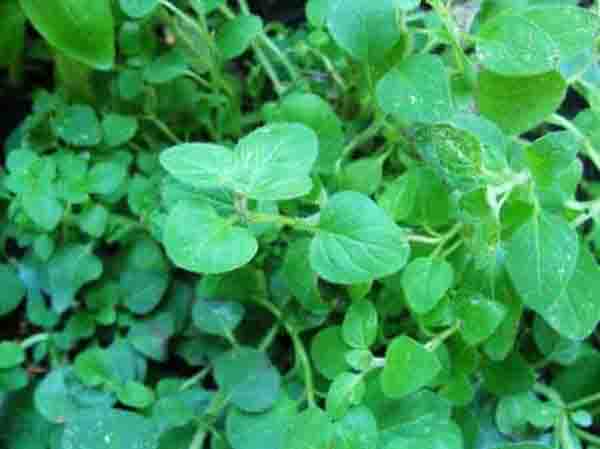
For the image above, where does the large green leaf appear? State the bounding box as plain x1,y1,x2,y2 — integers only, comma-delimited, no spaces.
334,406,379,449
19,0,115,69
61,408,159,449
119,0,160,18
477,70,567,135
163,201,257,274
310,192,410,284
192,299,245,337
161,124,319,200
310,326,350,380
214,347,281,412
216,14,263,60
284,408,334,449
505,211,578,326
0,264,26,317
226,394,297,449
477,6,599,76
327,0,402,64
376,55,454,124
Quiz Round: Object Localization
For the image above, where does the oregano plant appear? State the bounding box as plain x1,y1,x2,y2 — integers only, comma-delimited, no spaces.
1,0,600,448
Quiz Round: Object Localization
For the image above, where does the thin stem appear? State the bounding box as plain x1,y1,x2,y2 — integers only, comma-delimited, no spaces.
21,333,50,350
180,366,211,391
336,119,386,175
574,427,600,446
188,430,206,449
248,212,317,233
259,323,281,351
259,34,299,82
568,391,600,410
290,331,317,408
144,116,182,144
547,113,600,170
184,70,211,89
407,234,442,244
309,48,347,90
425,320,462,351
533,383,566,407
441,239,464,258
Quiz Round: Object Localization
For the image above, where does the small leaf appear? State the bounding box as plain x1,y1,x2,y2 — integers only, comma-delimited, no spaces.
342,300,378,349
192,299,245,338
377,55,454,124
117,380,155,409
19,0,115,69
310,191,410,284
214,347,281,413
401,257,454,314
311,326,349,380
0,265,26,317
101,114,138,147
47,244,103,313
52,105,101,147
74,347,113,387
326,373,366,419
455,293,507,346
477,70,567,135
216,14,263,60
119,0,160,18
334,406,378,449
381,336,441,399
163,201,257,274
0,342,25,369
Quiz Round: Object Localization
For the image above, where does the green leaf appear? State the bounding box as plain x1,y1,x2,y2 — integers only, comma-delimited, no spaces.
384,420,463,449
326,0,402,64
536,244,600,340
163,201,257,274
77,204,109,238
47,244,103,313
377,55,454,124
216,14,263,60
268,93,344,174
310,191,410,284
310,326,350,380
0,367,29,393
416,124,489,191
477,70,567,135
214,347,281,412
482,352,535,396
161,124,319,200
0,0,26,67
119,0,160,18
88,161,128,196
381,336,441,398
19,0,115,69
284,407,334,449
0,342,25,369
401,257,454,315
477,6,599,76
61,408,159,449
101,114,138,147
128,313,175,362
505,211,579,328
117,380,155,409
52,105,101,147
338,155,386,196
342,300,378,349
0,264,26,317
192,299,245,337
334,406,379,449
226,394,297,449
326,373,366,419
282,238,328,313
143,49,189,84
34,367,116,424
455,293,507,346
74,347,113,387
306,0,329,27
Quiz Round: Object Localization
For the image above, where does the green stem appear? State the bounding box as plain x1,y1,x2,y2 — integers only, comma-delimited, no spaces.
180,366,211,391
574,428,600,446
144,116,182,144
336,118,386,175
259,323,281,351
425,321,462,351
407,234,442,244
248,212,317,233
309,48,347,90
533,383,566,407
568,391,600,410
290,331,317,408
21,333,50,350
547,113,600,170
188,429,206,449
259,34,299,82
